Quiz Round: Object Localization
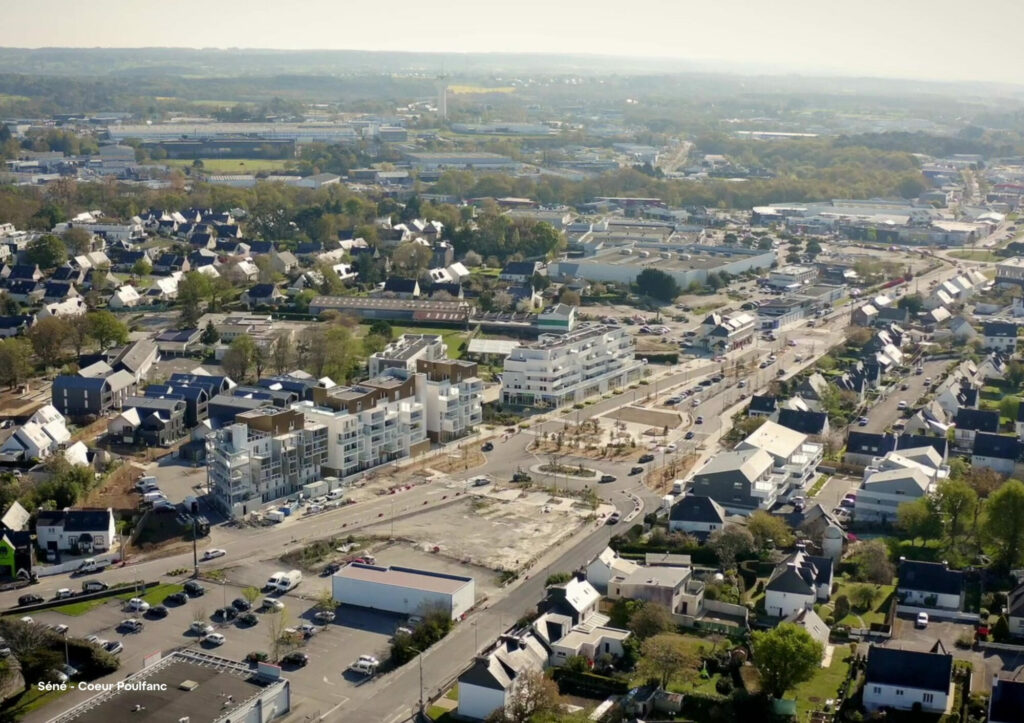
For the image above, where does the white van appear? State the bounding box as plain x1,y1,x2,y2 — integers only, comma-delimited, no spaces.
326,489,344,501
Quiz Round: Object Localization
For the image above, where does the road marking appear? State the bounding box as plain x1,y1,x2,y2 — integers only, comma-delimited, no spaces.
318,696,349,720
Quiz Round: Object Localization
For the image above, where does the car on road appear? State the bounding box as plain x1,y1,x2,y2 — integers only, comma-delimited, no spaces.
738,380,747,388
665,443,677,452
147,605,168,619
699,379,712,387
166,591,188,605
758,361,769,369
788,340,797,347
238,612,258,626
665,396,683,406
916,612,929,628
54,588,74,600
691,398,701,407
262,598,285,612
695,416,703,424
232,598,252,611
314,610,336,624
126,598,150,613
857,417,869,426
638,454,655,463
711,375,724,383
471,477,491,487
297,624,318,638
119,619,144,632
18,594,43,606
190,621,215,636
900,383,909,391
897,400,908,410
629,466,644,475
202,548,227,561
282,651,310,667
82,580,108,593
481,442,494,452
606,512,621,525
202,633,225,646
684,431,695,440
183,581,206,597
104,641,124,655
599,474,616,484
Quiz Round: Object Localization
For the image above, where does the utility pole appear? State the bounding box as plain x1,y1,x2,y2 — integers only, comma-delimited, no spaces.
191,500,199,578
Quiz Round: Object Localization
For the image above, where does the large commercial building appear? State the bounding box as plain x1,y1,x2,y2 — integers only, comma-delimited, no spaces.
206,407,328,518
500,324,643,408
549,244,775,288
44,650,291,723
332,563,475,620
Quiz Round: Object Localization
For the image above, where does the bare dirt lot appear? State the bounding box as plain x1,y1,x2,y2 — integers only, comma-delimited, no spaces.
359,490,604,576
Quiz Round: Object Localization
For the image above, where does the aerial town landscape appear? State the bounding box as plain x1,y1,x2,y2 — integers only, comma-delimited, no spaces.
1,6,1024,723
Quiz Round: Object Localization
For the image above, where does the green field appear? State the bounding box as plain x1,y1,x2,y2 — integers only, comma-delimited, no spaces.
53,583,184,617
949,249,1000,262
164,158,296,174
389,326,468,359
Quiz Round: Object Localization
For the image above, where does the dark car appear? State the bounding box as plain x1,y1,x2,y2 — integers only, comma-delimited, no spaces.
231,598,252,612
147,605,169,619
183,581,206,597
599,474,616,483
699,379,713,387
629,466,644,475
237,612,258,627
166,592,188,605
684,431,695,440
481,442,494,452
638,454,655,463
282,651,309,667
215,606,238,621
18,594,43,606
321,563,341,577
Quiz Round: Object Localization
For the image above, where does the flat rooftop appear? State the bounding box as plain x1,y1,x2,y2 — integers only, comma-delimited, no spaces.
334,563,473,594
52,652,283,723
579,245,771,271
310,296,467,312
375,334,442,361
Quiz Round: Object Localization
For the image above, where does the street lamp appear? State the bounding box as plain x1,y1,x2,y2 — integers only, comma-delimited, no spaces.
409,646,425,716
61,628,69,665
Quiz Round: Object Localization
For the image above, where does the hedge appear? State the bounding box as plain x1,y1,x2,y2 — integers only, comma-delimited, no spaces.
636,352,680,364
552,669,629,698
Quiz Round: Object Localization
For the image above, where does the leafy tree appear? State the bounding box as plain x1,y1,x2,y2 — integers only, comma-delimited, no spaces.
849,584,879,611
1006,360,1024,389
177,272,211,328
757,238,774,250
543,572,572,586
531,272,551,291
25,234,67,270
222,334,257,382
833,595,850,621
200,320,220,346
1000,397,1021,424
559,289,581,306
131,258,152,277
935,478,977,548
368,320,393,339
86,311,128,350
28,316,71,368
314,589,336,612
62,227,93,254
844,326,873,348
635,268,680,302
896,497,942,545
636,633,698,690
752,623,823,699
984,479,1024,568
708,526,754,568
897,293,924,315
242,586,261,605
392,241,432,277
854,539,893,584
463,250,483,267
747,510,795,549
0,338,33,388
628,602,674,640
485,669,561,723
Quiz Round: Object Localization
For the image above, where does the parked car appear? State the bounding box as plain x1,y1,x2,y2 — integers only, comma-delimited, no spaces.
916,612,929,628
215,607,238,621
282,651,309,667
629,466,644,475
857,416,869,426
183,581,206,597
190,621,214,636
104,641,124,655
314,610,336,624
897,400,908,410
638,454,655,463
695,416,704,424
119,618,144,632
231,598,252,611
684,431,695,440
202,548,227,561
599,474,616,483
481,442,494,452
82,580,109,593
606,512,621,525
202,633,225,646
147,605,168,619
665,443,678,452
262,598,285,612
166,592,189,605
18,594,43,606
125,598,150,613
238,612,258,627
54,588,74,600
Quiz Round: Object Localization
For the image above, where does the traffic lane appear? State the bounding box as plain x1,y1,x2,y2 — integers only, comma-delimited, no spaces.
862,357,951,433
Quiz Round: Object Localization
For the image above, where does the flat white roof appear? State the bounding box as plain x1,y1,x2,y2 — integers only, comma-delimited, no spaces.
334,563,473,595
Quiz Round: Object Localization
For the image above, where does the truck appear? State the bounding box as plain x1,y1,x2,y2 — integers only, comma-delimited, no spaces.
75,558,111,575
265,509,285,523
672,480,685,495
266,570,302,592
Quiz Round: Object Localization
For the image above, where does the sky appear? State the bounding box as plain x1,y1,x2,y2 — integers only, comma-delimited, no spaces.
2,0,1023,84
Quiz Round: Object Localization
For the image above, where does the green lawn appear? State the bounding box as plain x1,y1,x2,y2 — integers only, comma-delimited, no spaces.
53,583,184,617
826,581,894,627
51,597,107,617
116,583,184,606
790,652,852,719
0,685,70,718
389,326,468,359
164,158,296,174
444,684,459,701
949,250,1000,262
807,474,830,497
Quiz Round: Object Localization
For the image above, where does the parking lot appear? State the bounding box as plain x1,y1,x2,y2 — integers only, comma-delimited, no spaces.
22,579,397,720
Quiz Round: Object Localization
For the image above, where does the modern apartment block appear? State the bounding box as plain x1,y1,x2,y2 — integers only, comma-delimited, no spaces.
368,334,448,377
500,324,642,408
299,373,431,480
206,407,328,518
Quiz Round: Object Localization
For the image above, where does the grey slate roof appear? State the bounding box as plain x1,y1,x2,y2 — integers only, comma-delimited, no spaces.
865,646,952,692
898,560,963,596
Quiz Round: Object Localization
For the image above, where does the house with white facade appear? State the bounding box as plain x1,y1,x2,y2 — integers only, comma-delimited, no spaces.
897,559,964,610
983,321,1019,352
109,285,142,310
586,547,639,593
737,420,822,494
500,324,643,409
668,495,727,540
35,508,116,555
863,646,953,713
763,548,833,619
971,432,1022,476
854,466,931,523
457,632,548,721
0,405,71,462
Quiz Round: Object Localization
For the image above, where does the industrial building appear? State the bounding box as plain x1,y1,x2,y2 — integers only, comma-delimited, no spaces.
332,563,476,620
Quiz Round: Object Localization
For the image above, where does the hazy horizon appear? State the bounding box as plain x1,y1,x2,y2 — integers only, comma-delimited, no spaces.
2,0,1022,85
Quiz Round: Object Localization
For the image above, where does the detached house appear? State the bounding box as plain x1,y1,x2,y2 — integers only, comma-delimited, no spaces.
984,321,1019,352
898,559,964,610
863,646,953,713
499,261,541,283
668,495,728,540
689,448,778,513
953,408,999,448
989,678,1024,723
764,548,833,619
457,632,548,721
241,284,284,309
382,277,420,298
35,508,116,555
972,432,1022,476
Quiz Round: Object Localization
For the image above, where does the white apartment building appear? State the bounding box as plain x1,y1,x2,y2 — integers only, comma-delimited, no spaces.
767,264,817,290
736,420,823,494
500,324,643,408
206,407,327,518
300,373,430,480
368,334,447,377
996,257,1024,286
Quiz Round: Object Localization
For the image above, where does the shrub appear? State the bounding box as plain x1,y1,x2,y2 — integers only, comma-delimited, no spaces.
955,631,975,649
716,677,734,695
833,595,851,621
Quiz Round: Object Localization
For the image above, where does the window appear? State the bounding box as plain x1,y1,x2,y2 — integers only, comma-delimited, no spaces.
923,693,934,703
896,689,904,696
872,687,881,695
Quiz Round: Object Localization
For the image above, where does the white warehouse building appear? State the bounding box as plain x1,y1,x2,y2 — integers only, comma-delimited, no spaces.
332,563,476,620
